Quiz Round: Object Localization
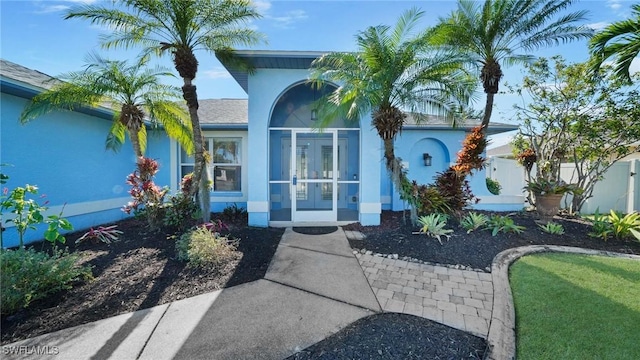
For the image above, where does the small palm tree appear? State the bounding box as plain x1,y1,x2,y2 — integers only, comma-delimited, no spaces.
310,8,474,196
65,0,264,221
432,0,592,130
589,4,640,84
20,53,193,158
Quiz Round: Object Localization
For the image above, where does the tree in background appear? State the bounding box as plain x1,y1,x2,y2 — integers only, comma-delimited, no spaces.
512,56,640,212
20,53,193,158
589,3,640,84
310,8,474,219
432,0,592,131
66,0,264,222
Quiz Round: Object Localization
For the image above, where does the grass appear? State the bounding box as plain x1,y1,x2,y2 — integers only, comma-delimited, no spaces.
510,253,640,360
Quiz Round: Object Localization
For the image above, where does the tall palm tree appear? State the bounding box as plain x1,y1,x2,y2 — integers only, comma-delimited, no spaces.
66,0,264,221
589,4,640,84
20,53,193,158
310,8,474,197
432,0,592,130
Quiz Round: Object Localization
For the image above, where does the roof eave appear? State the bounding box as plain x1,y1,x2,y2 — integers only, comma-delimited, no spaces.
217,50,329,93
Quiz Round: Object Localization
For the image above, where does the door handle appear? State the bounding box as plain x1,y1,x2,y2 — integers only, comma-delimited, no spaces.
292,175,297,185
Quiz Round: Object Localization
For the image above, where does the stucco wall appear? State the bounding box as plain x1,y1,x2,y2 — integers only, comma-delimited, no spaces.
246,69,381,226
1,93,136,248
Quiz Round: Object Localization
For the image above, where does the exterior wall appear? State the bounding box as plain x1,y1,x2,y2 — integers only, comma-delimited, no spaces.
388,129,457,211
1,93,136,248
246,69,381,226
246,69,302,226
385,130,524,212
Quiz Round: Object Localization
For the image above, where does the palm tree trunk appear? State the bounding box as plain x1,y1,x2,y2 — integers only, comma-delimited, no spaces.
181,79,210,222
128,128,143,158
481,92,495,130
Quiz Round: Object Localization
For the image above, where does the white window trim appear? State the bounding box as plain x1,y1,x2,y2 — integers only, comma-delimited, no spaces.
177,130,248,203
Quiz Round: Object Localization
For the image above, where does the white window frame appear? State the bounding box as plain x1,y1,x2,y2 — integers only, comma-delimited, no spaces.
176,131,248,203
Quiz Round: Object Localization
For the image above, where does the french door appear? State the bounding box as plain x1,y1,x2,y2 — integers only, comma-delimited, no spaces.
291,130,337,221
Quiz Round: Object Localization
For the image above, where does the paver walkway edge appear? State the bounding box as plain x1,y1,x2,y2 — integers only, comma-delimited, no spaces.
486,245,640,360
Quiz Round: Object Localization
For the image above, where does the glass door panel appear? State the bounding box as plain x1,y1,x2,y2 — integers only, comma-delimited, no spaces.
293,131,336,221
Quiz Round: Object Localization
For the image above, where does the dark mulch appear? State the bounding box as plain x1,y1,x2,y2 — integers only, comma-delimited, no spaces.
287,313,485,360
1,213,284,345
3,209,638,359
290,210,640,359
344,210,640,271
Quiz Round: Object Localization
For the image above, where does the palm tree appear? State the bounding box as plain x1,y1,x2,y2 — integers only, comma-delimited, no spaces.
432,0,592,130
310,8,474,199
589,4,640,84
20,53,193,158
65,0,264,221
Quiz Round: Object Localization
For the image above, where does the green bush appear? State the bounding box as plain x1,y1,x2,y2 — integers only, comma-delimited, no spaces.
176,226,237,267
1,248,93,315
164,193,200,232
486,178,502,195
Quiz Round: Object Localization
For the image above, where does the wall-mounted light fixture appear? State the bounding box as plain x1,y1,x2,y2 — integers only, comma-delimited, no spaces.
311,109,318,121
423,153,432,167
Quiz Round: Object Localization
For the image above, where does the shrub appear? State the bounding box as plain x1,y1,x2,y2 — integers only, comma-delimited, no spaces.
410,182,452,216
538,221,565,235
0,182,72,248
1,248,92,315
76,225,123,244
485,214,525,236
608,211,640,241
417,213,453,245
222,203,248,220
122,157,168,231
164,193,200,232
586,209,613,241
486,178,501,195
460,212,489,233
176,226,237,267
433,169,478,216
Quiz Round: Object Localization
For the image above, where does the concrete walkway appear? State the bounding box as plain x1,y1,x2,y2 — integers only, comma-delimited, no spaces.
3,228,380,360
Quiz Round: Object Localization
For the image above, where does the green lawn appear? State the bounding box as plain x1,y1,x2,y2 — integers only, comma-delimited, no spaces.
510,253,640,360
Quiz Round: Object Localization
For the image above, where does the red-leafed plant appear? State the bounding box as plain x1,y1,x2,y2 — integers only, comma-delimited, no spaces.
122,157,168,230
202,219,229,234
76,225,123,244
412,126,486,217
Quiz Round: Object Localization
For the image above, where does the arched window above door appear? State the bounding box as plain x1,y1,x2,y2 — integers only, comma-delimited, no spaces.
269,82,358,128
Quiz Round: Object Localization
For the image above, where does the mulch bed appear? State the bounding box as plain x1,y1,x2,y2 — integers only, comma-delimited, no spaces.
344,210,640,271
2,209,639,359
1,214,284,345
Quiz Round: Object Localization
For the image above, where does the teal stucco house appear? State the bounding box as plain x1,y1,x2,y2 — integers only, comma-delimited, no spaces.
0,52,521,248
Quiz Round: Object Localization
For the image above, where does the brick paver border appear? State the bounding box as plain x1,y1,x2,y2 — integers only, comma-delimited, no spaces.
486,245,640,360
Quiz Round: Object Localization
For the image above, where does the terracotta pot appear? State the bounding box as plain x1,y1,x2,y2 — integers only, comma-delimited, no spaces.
535,193,564,217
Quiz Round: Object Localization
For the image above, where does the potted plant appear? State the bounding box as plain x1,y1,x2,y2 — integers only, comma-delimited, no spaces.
524,178,578,217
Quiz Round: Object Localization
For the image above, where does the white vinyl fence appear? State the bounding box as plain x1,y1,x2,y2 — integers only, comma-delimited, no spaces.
487,157,640,214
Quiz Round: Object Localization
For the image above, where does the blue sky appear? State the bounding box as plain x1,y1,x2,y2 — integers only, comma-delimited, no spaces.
1,0,638,145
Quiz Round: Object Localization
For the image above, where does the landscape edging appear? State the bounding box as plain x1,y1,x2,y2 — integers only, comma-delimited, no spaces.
485,245,640,360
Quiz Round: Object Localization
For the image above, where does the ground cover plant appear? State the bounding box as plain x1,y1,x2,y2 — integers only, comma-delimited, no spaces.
3,208,640,360
510,253,640,359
